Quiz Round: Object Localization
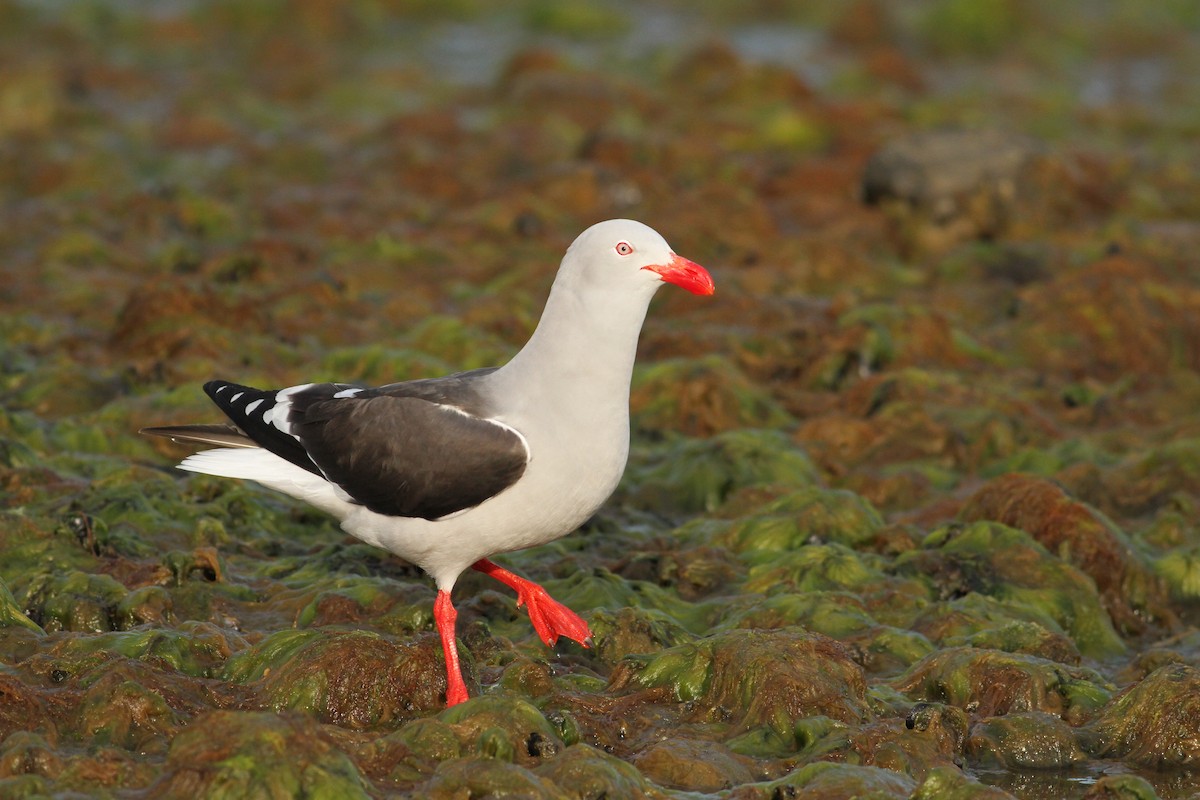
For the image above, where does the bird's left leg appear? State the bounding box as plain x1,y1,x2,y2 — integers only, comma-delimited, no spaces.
434,589,471,706
471,558,592,647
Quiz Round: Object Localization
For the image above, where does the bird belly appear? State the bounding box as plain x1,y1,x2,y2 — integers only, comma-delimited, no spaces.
340,420,628,588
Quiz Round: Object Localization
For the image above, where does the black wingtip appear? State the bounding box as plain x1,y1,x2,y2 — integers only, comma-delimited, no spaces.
139,426,171,438
203,379,233,402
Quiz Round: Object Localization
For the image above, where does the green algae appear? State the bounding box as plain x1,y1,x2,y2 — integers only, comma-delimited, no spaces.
225,628,447,726
0,576,42,635
966,711,1087,769
910,765,1019,799
624,429,818,513
893,647,1112,725
80,675,183,751
586,606,691,666
744,542,885,593
631,355,794,436
897,521,1127,658
727,590,878,636
149,710,371,799
535,744,670,799
538,567,715,635
47,622,243,679
441,694,565,766
633,736,754,792
613,628,871,734
711,486,885,552
1082,664,1200,767
21,570,128,633
759,762,918,799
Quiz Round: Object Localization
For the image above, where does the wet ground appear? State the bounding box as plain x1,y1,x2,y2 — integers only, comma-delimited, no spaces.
3,1,1200,798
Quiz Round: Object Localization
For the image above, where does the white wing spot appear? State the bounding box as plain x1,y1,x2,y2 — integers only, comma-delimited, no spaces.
334,388,362,399
245,398,264,414
214,385,229,395
278,383,315,398
230,392,244,402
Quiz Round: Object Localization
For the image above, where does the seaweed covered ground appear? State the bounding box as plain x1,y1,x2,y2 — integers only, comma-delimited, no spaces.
3,1,1200,798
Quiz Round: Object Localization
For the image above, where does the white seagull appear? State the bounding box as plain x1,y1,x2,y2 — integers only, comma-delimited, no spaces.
142,219,715,706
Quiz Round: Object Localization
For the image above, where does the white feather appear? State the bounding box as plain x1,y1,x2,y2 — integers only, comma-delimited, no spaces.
179,447,353,518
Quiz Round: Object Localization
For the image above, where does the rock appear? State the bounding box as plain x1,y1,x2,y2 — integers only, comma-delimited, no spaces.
959,474,1173,637
966,711,1087,769
535,744,671,799
893,647,1111,725
728,762,917,800
910,765,1019,799
631,737,754,792
146,711,370,798
630,355,793,437
623,429,818,514
896,520,1127,658
441,694,564,767
610,628,871,734
863,129,1040,253
710,487,885,552
223,629,448,725
1083,664,1200,767
1080,773,1162,800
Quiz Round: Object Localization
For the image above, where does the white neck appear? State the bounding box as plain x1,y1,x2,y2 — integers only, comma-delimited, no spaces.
489,276,659,412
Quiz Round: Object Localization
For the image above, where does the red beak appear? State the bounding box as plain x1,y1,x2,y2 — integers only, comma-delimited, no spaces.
644,253,715,296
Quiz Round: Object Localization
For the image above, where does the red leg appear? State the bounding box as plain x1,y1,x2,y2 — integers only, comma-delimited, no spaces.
434,590,470,707
471,558,592,648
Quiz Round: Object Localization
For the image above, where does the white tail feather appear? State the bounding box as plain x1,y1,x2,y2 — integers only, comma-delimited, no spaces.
179,448,353,519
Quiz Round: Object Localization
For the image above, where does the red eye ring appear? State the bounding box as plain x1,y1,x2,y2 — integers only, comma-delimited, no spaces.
615,241,634,256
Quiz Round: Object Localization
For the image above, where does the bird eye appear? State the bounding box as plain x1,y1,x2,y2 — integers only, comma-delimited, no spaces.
615,242,634,256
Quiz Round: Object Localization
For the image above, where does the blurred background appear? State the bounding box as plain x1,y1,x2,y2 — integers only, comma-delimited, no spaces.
3,2,1200,798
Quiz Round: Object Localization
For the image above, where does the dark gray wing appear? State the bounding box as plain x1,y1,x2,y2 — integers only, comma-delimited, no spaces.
200,371,528,520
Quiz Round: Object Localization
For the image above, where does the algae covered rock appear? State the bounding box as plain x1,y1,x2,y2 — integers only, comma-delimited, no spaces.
611,628,870,734
21,570,128,633
624,429,818,513
710,486,886,553
421,758,562,799
441,694,564,767
728,762,917,799
147,710,370,798
0,576,43,635
631,736,754,792
959,473,1172,636
910,765,1019,799
1079,773,1162,800
862,128,1041,253
965,711,1086,769
630,355,794,437
897,520,1126,658
536,744,672,800
1083,663,1200,767
587,606,691,666
893,647,1111,724
224,629,447,726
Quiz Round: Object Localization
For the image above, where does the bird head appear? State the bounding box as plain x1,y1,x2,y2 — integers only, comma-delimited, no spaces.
563,219,715,297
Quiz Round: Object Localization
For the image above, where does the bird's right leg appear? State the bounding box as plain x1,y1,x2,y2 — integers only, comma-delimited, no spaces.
434,589,470,707
471,558,593,648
